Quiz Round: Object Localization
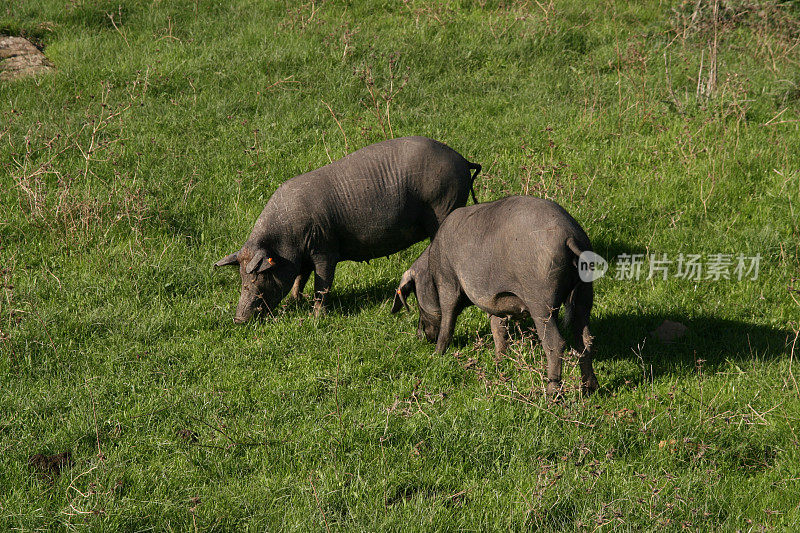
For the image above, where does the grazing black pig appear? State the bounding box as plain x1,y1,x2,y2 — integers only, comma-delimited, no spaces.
215,136,481,322
392,195,598,395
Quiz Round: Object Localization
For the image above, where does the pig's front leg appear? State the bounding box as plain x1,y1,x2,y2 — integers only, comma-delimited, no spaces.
290,269,312,301
312,257,337,317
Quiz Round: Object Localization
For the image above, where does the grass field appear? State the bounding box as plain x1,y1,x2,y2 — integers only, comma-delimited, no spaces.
2,0,800,530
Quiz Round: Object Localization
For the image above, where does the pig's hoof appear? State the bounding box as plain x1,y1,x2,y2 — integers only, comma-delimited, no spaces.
493,346,508,362
582,375,600,395
546,380,563,399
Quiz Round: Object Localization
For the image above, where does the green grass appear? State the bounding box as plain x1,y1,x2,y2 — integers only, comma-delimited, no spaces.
2,0,799,530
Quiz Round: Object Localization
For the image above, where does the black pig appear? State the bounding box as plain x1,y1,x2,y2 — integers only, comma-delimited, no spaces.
392,195,598,395
216,136,480,322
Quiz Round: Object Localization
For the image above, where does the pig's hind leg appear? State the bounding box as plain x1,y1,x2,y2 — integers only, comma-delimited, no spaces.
566,283,599,394
490,314,510,358
530,306,567,398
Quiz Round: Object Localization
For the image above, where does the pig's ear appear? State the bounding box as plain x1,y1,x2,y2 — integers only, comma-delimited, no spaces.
214,252,239,267
391,270,415,313
245,249,277,274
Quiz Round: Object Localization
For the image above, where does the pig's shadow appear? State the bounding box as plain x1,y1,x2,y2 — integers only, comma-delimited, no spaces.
590,238,647,263
590,313,791,388
296,279,397,316
448,312,791,389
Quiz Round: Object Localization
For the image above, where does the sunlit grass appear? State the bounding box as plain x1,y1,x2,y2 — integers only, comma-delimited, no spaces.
1,0,799,530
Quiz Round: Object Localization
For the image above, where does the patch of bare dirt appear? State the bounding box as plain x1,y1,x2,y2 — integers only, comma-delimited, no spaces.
28,451,73,479
0,36,54,81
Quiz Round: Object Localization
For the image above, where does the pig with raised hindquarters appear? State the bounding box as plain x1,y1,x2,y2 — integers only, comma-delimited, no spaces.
391,195,599,395
215,136,481,323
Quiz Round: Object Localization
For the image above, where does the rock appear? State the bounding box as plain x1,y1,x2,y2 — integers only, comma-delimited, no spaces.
651,319,688,344
0,36,54,81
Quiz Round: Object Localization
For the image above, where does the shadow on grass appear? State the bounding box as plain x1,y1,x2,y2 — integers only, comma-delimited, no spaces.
591,238,647,263
326,280,397,316
444,311,790,389
592,312,791,383
227,279,397,323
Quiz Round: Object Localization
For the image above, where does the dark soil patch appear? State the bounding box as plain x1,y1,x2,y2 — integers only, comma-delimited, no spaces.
28,451,73,479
